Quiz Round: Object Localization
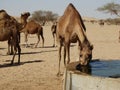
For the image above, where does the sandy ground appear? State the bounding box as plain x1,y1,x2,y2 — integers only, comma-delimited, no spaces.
0,22,120,90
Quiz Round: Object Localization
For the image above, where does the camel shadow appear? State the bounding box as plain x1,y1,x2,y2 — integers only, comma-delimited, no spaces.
21,51,42,55
21,49,57,55
40,45,57,48
0,59,43,68
21,44,58,49
0,47,6,50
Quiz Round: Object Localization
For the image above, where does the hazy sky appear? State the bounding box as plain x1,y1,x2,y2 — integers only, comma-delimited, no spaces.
0,0,120,19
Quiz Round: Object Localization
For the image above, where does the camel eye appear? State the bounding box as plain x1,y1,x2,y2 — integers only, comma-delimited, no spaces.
80,54,83,57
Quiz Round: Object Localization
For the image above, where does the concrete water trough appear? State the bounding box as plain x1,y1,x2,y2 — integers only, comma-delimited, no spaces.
63,60,120,90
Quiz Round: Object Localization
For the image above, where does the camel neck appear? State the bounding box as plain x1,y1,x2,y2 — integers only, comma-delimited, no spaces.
76,25,88,44
20,18,27,28
21,19,27,24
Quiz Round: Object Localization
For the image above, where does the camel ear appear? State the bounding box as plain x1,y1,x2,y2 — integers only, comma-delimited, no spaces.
90,44,93,50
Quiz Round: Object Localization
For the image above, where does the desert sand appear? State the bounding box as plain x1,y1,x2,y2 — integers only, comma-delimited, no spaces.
0,21,120,90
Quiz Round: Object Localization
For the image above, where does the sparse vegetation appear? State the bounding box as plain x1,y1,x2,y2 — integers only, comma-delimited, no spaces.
97,2,120,25
29,10,59,24
105,18,120,25
97,2,120,17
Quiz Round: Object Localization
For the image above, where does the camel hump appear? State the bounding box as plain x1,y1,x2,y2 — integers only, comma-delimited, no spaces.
64,3,76,13
0,9,10,20
0,9,6,13
64,3,86,31
67,3,76,10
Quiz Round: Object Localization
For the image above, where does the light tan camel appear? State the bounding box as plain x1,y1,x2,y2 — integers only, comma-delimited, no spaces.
20,12,44,48
0,10,21,64
51,22,57,47
56,3,93,76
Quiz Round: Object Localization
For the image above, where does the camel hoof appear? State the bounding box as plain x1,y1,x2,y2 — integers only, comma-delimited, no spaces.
7,52,13,55
18,62,20,65
56,73,60,77
56,72,62,77
10,61,13,65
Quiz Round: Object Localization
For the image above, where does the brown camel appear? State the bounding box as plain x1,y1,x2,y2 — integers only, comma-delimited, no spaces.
99,20,104,26
51,22,57,47
20,12,44,48
56,3,93,76
0,10,21,64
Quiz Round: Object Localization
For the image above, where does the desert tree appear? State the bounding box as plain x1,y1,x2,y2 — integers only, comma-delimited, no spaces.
29,10,59,24
97,2,120,17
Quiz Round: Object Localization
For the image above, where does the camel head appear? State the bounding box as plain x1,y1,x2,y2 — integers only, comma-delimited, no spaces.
21,12,30,24
79,43,93,66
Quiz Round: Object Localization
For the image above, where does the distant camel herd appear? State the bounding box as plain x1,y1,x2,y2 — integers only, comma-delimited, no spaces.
0,3,94,75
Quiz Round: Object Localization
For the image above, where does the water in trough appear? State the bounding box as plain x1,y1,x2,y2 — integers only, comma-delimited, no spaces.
90,60,120,78
75,60,120,78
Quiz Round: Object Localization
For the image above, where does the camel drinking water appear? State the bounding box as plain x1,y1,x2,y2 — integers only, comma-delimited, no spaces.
20,12,44,48
56,3,93,76
0,10,21,64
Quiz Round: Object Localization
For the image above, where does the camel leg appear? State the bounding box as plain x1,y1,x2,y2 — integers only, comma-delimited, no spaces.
17,32,21,64
11,39,16,65
17,43,21,64
7,39,11,55
7,38,14,55
34,34,40,48
10,38,14,55
10,43,14,55
11,50,16,65
40,34,44,47
52,33,55,47
24,33,28,48
40,28,44,47
63,46,66,66
66,43,70,64
11,40,21,65
57,42,62,76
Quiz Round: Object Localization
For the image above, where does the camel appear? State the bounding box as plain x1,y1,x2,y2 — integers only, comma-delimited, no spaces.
20,12,44,48
99,20,104,26
56,3,93,76
51,22,57,47
0,10,21,64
